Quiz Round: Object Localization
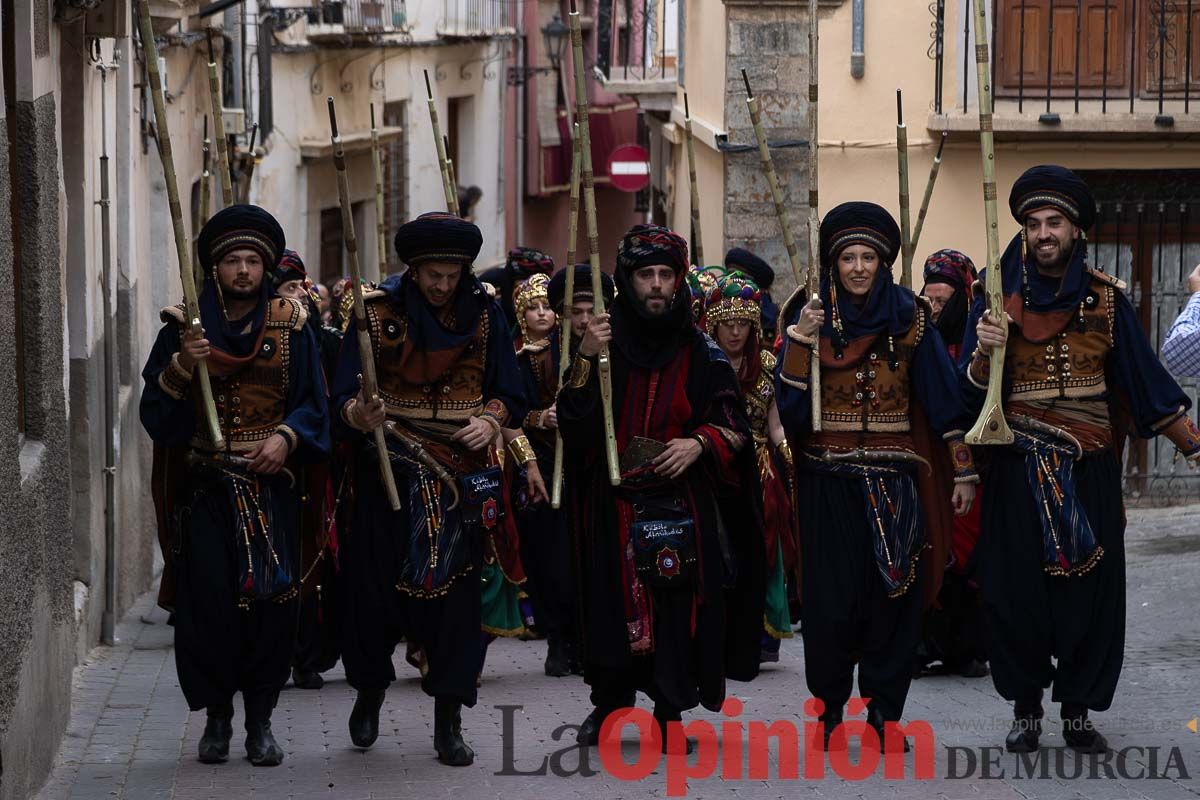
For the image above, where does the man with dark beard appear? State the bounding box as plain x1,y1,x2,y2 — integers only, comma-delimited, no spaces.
141,206,330,766
332,212,525,766
963,165,1200,754
558,224,765,753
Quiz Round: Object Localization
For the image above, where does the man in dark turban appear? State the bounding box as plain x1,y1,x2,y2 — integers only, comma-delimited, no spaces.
332,211,526,766
557,224,765,754
964,165,1199,753
140,205,331,766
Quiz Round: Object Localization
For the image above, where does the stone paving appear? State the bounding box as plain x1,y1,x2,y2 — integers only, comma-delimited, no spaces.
32,504,1200,800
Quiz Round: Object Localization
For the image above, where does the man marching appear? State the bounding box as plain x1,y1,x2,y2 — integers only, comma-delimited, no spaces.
559,224,764,752
963,166,1200,753
332,212,525,766
140,205,330,766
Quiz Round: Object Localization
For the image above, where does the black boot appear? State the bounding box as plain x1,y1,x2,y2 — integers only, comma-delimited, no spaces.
867,707,911,753
348,688,386,749
433,697,474,766
243,694,285,767
198,702,234,763
654,704,695,755
291,666,324,690
1005,695,1044,753
1061,703,1108,753
576,706,621,746
820,708,845,752
544,636,571,677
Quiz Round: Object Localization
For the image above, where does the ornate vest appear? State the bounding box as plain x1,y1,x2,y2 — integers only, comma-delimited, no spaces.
364,291,490,423
744,349,777,444
1003,272,1116,403
816,303,928,434
164,297,308,452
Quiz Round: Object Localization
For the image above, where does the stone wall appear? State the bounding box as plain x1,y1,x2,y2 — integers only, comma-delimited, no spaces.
0,90,76,800
722,0,814,299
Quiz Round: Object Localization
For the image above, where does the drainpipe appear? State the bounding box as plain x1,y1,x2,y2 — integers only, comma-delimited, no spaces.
851,0,865,79
98,51,121,646
515,5,526,245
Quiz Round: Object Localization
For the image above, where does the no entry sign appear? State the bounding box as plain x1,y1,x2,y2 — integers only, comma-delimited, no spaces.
607,144,651,193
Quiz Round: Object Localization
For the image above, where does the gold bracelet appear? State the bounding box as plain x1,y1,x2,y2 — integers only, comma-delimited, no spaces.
777,440,793,464
507,435,537,465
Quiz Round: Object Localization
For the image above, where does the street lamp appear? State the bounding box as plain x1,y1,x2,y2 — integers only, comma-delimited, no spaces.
508,15,572,86
542,15,569,72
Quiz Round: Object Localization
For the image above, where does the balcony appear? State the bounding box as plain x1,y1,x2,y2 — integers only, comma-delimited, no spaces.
306,0,406,41
929,0,1200,139
437,0,516,39
595,0,678,110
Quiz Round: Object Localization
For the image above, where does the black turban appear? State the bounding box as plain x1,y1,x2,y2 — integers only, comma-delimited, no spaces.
198,204,285,271
1008,165,1096,230
724,247,775,291
393,211,483,267
548,263,615,312
819,201,902,271
271,249,307,288
616,224,689,277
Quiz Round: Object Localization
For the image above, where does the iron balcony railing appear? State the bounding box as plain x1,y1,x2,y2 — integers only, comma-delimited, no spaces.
438,0,516,38
308,0,407,33
931,0,1196,124
599,0,678,84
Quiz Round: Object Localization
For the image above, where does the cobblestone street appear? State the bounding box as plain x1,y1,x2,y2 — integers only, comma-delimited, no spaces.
32,505,1200,800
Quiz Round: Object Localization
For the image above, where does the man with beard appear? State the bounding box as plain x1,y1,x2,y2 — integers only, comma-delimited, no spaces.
501,264,615,676
477,246,556,331
332,212,525,766
559,224,765,753
913,249,989,680
269,250,343,691
963,166,1200,753
141,205,330,766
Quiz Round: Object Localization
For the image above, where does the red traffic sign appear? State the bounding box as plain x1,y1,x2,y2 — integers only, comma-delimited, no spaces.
607,144,651,193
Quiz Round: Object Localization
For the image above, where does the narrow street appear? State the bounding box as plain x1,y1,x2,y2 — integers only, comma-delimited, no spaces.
34,505,1200,800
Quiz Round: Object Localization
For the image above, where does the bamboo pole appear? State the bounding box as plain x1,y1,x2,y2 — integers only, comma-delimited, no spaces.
371,103,389,275
444,136,461,216
328,98,403,509
138,0,224,450
964,0,1014,446
806,0,822,431
197,115,211,289
199,115,212,225
909,131,948,258
239,122,259,204
551,124,583,509
569,4,620,486
424,71,459,215
206,30,234,209
683,93,704,265
896,89,914,288
742,71,802,286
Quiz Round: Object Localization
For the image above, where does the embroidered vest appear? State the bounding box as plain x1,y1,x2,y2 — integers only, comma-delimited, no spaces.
744,349,777,444
816,304,928,434
165,297,307,452
1004,273,1115,403
365,292,490,422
